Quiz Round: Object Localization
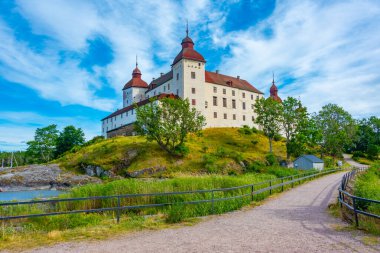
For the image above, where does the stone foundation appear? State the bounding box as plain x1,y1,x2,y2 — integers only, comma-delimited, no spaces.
107,123,136,138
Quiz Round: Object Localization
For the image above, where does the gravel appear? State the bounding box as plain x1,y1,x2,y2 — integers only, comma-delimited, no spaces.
25,171,380,253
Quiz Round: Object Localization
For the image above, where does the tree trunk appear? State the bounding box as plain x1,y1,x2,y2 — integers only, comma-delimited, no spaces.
269,137,273,153
286,141,290,160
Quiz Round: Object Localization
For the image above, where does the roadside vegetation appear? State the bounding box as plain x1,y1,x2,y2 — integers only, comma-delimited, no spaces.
1,167,329,250
353,163,380,235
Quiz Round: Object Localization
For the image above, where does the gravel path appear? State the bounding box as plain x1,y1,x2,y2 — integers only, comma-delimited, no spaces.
27,172,379,253
343,154,369,168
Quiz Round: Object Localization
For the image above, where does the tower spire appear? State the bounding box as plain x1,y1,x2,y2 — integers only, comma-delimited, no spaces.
186,19,189,37
136,55,138,67
272,72,275,84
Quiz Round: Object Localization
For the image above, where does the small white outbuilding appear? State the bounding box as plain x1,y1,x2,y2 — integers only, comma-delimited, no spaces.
294,155,324,170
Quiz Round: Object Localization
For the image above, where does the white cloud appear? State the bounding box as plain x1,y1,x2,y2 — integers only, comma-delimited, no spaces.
217,0,380,117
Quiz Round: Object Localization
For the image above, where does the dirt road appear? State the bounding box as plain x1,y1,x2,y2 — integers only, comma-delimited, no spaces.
27,172,379,253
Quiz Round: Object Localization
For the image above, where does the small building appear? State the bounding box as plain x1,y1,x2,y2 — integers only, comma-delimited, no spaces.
294,155,324,170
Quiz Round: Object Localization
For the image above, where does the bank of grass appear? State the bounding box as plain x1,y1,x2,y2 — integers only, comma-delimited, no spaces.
57,127,286,177
1,168,323,250
353,163,380,235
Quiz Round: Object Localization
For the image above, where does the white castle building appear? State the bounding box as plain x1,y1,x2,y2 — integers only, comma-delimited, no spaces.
101,30,281,138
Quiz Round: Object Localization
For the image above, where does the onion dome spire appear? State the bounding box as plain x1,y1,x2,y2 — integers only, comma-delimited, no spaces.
270,73,282,102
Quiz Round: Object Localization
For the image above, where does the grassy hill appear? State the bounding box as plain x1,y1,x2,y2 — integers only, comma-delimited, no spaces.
57,127,286,178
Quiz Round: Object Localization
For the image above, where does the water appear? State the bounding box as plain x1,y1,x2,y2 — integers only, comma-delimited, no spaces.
0,190,63,202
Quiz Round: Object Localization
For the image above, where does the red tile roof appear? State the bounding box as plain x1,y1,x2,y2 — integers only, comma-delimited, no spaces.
205,71,263,94
102,93,178,121
122,66,148,90
172,48,206,66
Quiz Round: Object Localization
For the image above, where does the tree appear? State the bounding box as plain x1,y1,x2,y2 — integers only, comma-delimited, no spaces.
254,97,283,153
55,126,85,156
314,104,356,157
287,114,322,158
26,124,59,163
280,97,308,160
135,97,206,156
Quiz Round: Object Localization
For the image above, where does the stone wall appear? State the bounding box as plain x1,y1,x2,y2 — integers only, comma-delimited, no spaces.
107,123,136,138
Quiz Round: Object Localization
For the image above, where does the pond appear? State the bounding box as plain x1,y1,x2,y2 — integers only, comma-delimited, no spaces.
0,190,63,202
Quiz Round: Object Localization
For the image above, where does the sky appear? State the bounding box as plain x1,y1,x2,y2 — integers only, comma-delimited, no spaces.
1,0,380,151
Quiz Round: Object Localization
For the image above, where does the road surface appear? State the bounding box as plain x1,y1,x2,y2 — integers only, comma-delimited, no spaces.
27,172,379,253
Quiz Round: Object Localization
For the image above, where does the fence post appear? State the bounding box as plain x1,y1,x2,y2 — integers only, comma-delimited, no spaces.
211,190,215,214
251,185,254,202
269,181,272,195
352,197,359,227
116,196,121,224
291,176,294,188
281,178,284,192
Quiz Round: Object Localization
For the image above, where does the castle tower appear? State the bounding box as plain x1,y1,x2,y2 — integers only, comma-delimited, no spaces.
171,22,206,113
270,74,282,102
122,58,148,107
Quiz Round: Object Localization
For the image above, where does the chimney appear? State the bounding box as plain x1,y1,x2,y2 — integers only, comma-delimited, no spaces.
160,73,164,76
237,75,240,80
216,70,219,74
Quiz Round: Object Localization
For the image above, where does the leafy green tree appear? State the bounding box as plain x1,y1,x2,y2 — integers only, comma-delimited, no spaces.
287,115,322,158
367,144,379,160
26,124,59,163
369,116,380,145
135,97,206,156
314,104,356,157
55,126,85,156
280,97,308,160
254,97,283,153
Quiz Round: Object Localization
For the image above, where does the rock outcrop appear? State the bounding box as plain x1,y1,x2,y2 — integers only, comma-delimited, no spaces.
0,164,101,191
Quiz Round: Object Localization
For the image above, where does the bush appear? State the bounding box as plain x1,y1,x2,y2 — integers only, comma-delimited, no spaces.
324,157,335,168
367,144,379,160
273,134,282,141
265,153,278,166
238,125,253,135
352,151,365,159
246,160,265,173
251,140,258,146
174,144,190,156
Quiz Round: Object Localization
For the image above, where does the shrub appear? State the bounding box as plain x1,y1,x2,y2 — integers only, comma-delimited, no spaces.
238,125,253,135
352,151,365,159
251,140,258,146
174,144,190,156
246,161,265,173
251,127,258,133
324,157,335,168
367,144,379,160
273,134,282,141
265,153,278,166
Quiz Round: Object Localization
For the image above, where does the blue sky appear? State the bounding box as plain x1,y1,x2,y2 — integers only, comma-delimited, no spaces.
1,0,380,151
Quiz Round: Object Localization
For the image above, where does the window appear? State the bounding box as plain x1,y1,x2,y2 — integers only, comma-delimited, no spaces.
243,115,246,121
168,83,170,90
251,94,254,100
223,98,227,107
192,99,196,105
233,114,236,120
232,90,235,96
126,111,128,116
205,101,208,108
242,92,245,98
242,102,246,110
164,86,166,92
191,72,196,79
251,104,254,110
232,99,236,109
176,89,179,95
213,87,217,93
224,113,227,119
223,89,226,94
256,95,259,99
252,116,255,121
192,88,196,94
154,91,156,96
131,109,134,115
213,96,218,106
214,112,217,118
176,73,179,80
121,113,123,118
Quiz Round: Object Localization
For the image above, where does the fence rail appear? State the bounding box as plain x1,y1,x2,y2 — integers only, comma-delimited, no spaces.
0,169,341,222
338,167,380,226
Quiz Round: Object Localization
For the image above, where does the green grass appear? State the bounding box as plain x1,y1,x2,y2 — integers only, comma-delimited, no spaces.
352,163,380,235
0,168,326,250
56,128,287,177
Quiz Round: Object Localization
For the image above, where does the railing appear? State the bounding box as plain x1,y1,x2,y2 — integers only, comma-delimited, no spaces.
0,169,341,223
338,167,380,226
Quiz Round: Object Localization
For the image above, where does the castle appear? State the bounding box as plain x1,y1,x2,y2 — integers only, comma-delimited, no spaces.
101,29,281,138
